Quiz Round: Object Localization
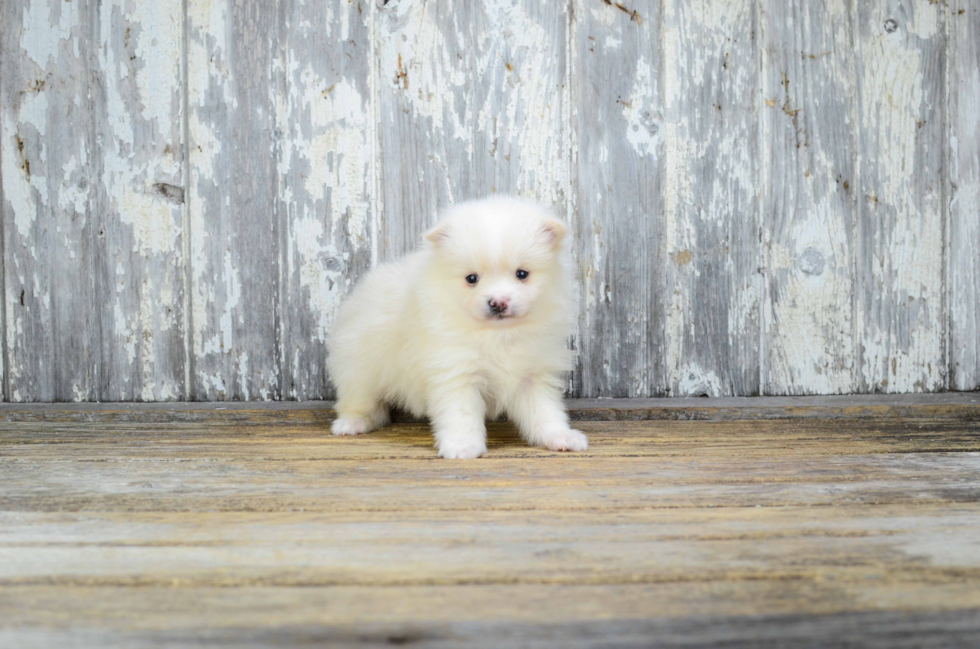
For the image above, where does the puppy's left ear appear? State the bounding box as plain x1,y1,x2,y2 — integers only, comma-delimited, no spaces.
424,222,451,247
539,218,567,248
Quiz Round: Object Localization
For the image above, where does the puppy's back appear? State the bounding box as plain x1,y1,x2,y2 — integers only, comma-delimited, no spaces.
328,251,426,380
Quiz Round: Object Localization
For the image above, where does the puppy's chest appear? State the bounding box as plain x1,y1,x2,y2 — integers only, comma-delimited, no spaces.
466,339,535,384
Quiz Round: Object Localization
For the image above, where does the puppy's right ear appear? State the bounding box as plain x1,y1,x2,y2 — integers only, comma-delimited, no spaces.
424,222,451,247
539,217,567,247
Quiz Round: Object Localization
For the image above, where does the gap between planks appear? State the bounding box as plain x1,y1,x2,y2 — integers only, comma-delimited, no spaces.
0,393,976,424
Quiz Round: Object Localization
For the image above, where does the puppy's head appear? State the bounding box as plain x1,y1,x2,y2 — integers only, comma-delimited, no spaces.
423,197,569,328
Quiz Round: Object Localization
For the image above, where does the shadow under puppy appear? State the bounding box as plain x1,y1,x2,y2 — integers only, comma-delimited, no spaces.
328,196,588,459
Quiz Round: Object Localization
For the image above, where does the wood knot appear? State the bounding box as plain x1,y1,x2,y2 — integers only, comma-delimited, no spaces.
152,183,185,205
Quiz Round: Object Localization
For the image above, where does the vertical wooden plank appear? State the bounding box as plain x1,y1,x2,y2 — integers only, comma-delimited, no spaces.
1,0,185,403
274,0,374,400
761,0,858,395
97,0,186,400
663,0,761,396
0,53,6,402
0,183,4,401
376,0,568,259
854,0,945,393
187,0,280,400
571,0,666,397
1,0,102,401
949,1,980,391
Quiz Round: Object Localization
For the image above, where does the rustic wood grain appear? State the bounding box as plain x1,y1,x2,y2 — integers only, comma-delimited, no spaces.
1,403,979,645
5,504,980,586
97,0,187,401
949,1,980,391
854,0,946,393
186,0,280,400
1,392,978,424
1,0,104,401
273,0,375,401
1,0,185,402
4,450,980,513
1,593,979,648
6,417,980,459
4,417,980,514
761,0,858,395
571,0,666,398
663,0,761,397
1,0,975,401
376,0,568,259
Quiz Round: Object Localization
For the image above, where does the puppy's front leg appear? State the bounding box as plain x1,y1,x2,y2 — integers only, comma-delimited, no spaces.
508,377,588,452
428,384,488,459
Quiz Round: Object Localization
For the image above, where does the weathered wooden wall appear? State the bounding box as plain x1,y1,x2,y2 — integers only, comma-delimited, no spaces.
1,0,977,401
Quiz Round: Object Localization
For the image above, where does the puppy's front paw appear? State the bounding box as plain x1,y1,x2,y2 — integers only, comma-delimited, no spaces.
541,428,589,452
438,440,488,460
331,417,375,436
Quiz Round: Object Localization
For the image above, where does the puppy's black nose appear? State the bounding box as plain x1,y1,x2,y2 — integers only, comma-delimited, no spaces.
488,298,508,315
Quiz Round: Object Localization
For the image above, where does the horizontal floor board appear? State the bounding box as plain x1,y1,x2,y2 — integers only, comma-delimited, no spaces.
1,393,978,424
2,505,979,587
2,399,978,644
3,418,978,455
1,588,979,649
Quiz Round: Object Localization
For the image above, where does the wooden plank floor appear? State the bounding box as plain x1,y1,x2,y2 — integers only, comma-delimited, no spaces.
1,396,979,647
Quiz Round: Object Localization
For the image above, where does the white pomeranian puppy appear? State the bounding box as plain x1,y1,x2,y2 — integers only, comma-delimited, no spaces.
328,196,588,459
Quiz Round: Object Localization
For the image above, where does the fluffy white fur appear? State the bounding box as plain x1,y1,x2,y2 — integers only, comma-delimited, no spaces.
328,196,588,459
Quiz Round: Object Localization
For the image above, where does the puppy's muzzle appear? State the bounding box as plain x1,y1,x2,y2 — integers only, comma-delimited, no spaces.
488,298,510,316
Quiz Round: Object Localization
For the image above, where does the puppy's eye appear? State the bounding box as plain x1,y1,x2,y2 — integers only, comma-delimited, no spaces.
465,274,479,285
516,269,529,280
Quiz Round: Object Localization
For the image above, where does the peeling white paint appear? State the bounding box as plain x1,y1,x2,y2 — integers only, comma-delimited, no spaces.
129,1,184,152
2,87,52,244
759,1,861,396
18,88,48,138
198,372,227,398
291,216,336,341
380,0,466,132
237,351,249,400
3,116,37,239
188,0,231,380
857,4,944,392
908,0,939,39
114,299,138,365
271,1,374,401
187,0,235,108
677,367,724,397
301,77,370,242
860,39,923,205
588,5,618,28
58,154,88,215
664,0,759,396
382,0,566,234
217,249,242,355
486,0,566,207
116,188,180,254
92,0,186,400
3,0,972,401
20,0,74,67
948,4,980,389
624,57,660,157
